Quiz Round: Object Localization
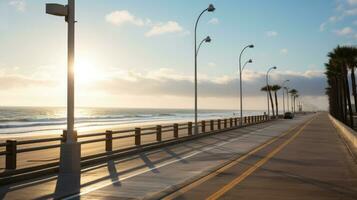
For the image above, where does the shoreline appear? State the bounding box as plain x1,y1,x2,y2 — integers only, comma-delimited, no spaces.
0,116,221,141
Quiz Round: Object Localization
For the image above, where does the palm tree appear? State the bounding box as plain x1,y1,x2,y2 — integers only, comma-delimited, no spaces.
328,46,354,127
295,94,299,112
346,47,357,113
289,89,298,113
271,85,281,116
325,59,346,123
261,85,275,117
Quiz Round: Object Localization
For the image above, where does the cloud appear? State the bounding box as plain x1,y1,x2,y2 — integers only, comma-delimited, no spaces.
106,10,186,37
208,62,217,67
208,18,219,25
145,21,183,37
320,22,327,31
280,48,288,54
266,31,278,37
0,74,56,90
334,26,354,35
344,8,357,16
8,0,26,12
91,68,326,98
320,1,357,32
105,10,146,26
348,0,357,5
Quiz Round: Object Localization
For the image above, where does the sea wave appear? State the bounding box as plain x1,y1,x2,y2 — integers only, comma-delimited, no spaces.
0,107,262,136
0,114,180,130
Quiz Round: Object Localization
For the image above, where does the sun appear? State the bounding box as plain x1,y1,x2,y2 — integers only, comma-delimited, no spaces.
75,57,98,84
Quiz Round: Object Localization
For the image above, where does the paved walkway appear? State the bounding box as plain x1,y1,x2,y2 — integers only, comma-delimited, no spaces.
163,113,357,200
0,113,339,199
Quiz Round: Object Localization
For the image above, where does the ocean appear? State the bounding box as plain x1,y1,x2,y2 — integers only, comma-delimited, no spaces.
0,107,265,138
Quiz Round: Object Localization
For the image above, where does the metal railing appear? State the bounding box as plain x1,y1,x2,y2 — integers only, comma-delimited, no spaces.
0,115,269,171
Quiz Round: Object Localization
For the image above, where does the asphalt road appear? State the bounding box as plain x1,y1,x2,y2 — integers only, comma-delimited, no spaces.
163,113,357,200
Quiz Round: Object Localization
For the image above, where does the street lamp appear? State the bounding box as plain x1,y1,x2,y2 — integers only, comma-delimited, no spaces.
238,44,253,126
266,66,277,118
282,79,289,114
285,86,290,112
194,4,215,134
241,59,253,72
239,44,254,126
196,36,211,54
46,0,80,175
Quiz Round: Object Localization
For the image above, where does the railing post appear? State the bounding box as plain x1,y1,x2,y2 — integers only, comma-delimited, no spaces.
230,118,233,128
105,130,113,152
234,118,237,127
156,125,162,142
174,123,179,138
244,116,247,124
218,119,221,129
6,140,17,170
201,120,206,133
135,128,141,146
210,120,214,131
188,122,192,136
224,119,227,129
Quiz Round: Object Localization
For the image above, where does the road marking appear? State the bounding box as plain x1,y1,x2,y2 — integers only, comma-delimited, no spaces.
206,116,315,200
162,118,308,200
63,124,274,199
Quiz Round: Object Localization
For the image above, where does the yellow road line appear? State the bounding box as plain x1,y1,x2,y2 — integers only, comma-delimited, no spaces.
206,116,315,200
163,117,313,200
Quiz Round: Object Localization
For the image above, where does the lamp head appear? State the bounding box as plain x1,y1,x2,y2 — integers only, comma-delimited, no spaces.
46,3,67,16
205,36,212,43
248,59,253,63
207,4,215,12
249,44,254,48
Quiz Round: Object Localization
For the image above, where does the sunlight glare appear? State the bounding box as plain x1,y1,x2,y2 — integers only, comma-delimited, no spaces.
75,57,99,84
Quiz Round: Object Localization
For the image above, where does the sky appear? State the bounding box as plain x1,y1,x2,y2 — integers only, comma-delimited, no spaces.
0,0,356,110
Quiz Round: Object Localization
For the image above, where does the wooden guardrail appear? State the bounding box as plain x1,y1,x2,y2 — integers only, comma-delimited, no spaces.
0,115,269,171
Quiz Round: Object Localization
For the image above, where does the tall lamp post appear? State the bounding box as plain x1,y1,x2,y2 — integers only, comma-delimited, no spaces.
285,86,290,112
266,66,277,117
46,0,80,175
282,80,289,114
239,44,254,126
194,4,215,134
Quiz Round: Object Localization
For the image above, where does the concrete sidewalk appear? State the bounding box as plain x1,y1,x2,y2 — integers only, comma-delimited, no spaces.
166,113,357,200
0,114,312,199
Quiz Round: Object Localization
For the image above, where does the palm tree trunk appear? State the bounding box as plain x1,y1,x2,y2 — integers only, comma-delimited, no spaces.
268,89,275,116
274,91,278,117
291,95,293,112
351,67,357,113
335,76,342,120
343,66,354,127
340,77,347,123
